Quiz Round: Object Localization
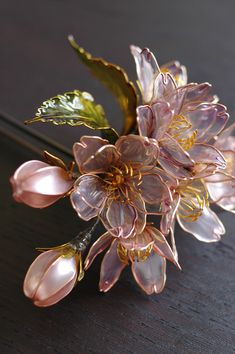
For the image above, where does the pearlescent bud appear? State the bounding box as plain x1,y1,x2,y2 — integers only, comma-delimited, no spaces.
23,249,79,307
10,160,73,208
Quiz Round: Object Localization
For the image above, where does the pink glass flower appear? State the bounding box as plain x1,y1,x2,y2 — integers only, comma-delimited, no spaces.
85,225,180,295
70,135,172,238
161,179,225,243
161,60,188,88
10,160,73,208
131,45,228,179
23,246,82,307
206,123,235,213
130,45,188,102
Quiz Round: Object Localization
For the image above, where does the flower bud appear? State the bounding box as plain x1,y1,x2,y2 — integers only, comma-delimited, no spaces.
23,248,81,307
10,160,73,208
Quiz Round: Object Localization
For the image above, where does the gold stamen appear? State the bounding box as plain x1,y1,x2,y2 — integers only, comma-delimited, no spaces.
168,115,197,150
177,180,209,221
117,243,153,263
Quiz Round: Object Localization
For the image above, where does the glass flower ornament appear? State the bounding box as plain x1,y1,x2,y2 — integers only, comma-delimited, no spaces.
10,37,234,307
70,134,172,238
206,123,235,212
85,225,180,294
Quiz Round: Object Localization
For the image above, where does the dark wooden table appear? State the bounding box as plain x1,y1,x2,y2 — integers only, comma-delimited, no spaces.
0,1,235,353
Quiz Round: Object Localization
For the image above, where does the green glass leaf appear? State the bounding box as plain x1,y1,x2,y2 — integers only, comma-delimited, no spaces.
68,35,138,134
25,90,119,143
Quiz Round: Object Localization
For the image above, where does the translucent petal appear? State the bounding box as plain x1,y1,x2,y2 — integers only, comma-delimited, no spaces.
177,206,225,242
140,171,172,207
73,136,108,172
130,45,160,103
213,195,235,213
215,123,235,151
206,151,235,213
127,191,147,234
167,86,187,115
152,72,177,102
185,103,229,143
105,199,138,238
189,143,226,169
193,164,220,179
158,155,193,179
131,251,166,294
137,102,173,141
206,174,235,213
161,194,181,235
160,134,194,167
83,145,120,173
120,228,154,251
181,83,214,111
151,102,173,140
70,190,99,220
74,174,106,209
137,105,156,138
169,222,179,263
161,60,188,87
74,137,119,174
116,134,159,166
84,232,113,270
141,166,178,187
150,227,181,268
99,240,126,292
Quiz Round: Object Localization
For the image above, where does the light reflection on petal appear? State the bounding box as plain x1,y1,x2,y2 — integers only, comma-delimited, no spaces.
177,206,225,242
131,251,166,295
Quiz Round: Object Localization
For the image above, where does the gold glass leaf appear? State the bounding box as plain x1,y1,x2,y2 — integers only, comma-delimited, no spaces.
25,90,119,143
68,35,138,134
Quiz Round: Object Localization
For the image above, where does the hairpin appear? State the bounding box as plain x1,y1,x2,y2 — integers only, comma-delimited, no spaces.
10,36,234,307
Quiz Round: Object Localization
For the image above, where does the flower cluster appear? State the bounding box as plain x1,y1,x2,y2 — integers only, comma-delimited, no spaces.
10,39,234,307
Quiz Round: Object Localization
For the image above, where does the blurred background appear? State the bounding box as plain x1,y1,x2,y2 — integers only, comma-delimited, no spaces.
1,0,235,146
1,1,235,353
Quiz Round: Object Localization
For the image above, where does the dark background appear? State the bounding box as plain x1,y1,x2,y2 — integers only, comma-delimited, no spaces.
0,1,235,353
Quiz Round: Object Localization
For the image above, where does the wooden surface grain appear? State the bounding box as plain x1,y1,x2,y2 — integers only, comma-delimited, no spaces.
0,1,235,353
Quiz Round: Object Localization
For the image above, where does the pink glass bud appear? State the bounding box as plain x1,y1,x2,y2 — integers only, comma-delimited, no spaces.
23,249,79,307
10,160,73,208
